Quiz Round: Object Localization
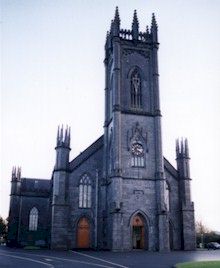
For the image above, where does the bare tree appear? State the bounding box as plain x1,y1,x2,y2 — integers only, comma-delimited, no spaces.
196,220,210,234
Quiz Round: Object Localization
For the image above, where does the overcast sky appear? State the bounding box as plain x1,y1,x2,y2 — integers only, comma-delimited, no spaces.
1,0,220,231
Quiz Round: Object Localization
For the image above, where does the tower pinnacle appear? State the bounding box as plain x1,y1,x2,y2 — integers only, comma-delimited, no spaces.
151,13,158,28
132,10,139,40
151,13,158,42
56,125,71,148
112,6,120,36
11,166,21,181
114,6,120,25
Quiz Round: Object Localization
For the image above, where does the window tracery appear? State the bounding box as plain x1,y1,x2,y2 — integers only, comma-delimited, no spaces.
79,174,92,208
165,182,170,211
29,207,38,231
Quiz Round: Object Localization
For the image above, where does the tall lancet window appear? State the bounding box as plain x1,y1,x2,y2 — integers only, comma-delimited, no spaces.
29,207,38,231
165,182,170,211
79,174,92,208
131,69,142,108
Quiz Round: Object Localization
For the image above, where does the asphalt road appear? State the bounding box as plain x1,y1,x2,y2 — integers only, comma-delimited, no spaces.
0,246,220,268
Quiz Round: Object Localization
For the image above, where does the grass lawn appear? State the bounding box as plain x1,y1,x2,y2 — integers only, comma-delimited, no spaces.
175,261,220,268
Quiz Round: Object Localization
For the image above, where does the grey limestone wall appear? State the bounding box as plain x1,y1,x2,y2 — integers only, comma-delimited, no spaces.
165,169,182,250
18,195,50,247
120,47,152,113
68,145,104,249
182,204,196,250
51,204,69,249
121,178,158,251
120,114,156,179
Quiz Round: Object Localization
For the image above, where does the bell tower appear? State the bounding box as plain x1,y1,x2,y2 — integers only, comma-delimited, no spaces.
103,8,169,251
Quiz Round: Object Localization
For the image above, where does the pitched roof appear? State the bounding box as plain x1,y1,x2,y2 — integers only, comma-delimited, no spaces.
69,135,178,178
164,157,178,178
69,136,104,171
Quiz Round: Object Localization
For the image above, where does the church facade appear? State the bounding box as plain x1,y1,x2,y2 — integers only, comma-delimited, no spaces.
7,8,196,251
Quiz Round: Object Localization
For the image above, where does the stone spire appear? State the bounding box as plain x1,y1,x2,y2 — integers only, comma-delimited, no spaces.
110,19,114,35
11,166,16,181
151,13,157,28
181,138,184,155
185,138,189,158
111,6,120,37
151,13,158,42
114,6,120,32
176,139,180,155
132,10,139,40
17,167,21,181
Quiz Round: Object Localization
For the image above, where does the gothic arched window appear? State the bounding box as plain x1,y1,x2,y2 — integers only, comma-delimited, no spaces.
131,69,142,108
165,182,170,211
131,155,145,167
29,207,38,231
79,174,92,208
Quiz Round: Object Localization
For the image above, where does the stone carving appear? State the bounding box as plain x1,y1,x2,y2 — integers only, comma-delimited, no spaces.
122,49,150,59
127,122,148,151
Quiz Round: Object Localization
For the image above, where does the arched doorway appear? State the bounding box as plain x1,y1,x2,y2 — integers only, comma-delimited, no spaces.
77,217,90,248
132,214,145,249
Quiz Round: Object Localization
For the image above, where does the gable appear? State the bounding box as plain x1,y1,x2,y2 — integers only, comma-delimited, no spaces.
164,157,178,179
69,136,104,171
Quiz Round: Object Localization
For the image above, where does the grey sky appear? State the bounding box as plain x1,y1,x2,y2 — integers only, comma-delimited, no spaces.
1,0,220,231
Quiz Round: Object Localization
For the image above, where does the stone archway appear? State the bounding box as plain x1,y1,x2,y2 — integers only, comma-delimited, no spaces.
132,214,146,249
77,217,90,248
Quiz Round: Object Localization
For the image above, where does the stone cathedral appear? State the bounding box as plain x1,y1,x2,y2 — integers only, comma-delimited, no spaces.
7,8,196,251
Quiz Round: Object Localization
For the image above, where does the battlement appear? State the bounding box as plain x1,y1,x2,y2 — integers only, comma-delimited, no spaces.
105,7,158,49
119,29,150,42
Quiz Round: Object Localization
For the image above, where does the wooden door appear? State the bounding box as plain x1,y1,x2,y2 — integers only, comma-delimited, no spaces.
132,215,144,249
77,217,90,248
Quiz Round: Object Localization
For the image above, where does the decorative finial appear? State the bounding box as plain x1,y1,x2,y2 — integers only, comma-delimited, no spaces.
132,10,139,40
64,126,68,145
68,126,71,147
151,13,158,29
57,125,60,145
112,6,120,36
56,124,71,147
105,31,111,50
146,25,149,34
12,166,16,180
60,125,63,143
105,31,109,43
17,167,21,181
181,138,184,155
176,139,180,155
114,6,120,24
151,13,158,43
110,20,114,34
185,138,189,158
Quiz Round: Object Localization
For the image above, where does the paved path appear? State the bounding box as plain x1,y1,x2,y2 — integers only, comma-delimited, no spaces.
0,246,220,268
